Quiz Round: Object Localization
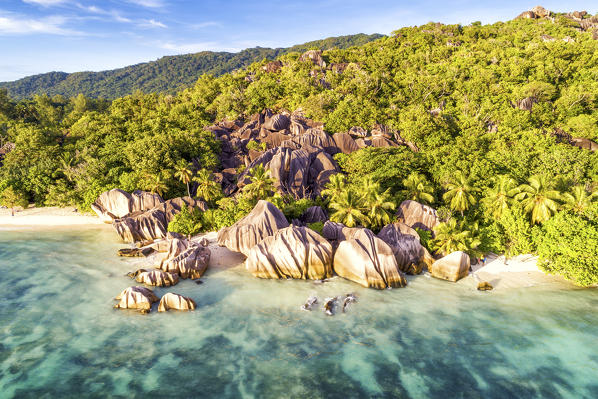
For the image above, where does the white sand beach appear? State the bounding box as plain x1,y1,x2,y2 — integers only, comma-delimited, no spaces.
0,206,104,226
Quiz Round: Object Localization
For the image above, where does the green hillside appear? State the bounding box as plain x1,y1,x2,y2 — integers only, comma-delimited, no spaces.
0,34,383,100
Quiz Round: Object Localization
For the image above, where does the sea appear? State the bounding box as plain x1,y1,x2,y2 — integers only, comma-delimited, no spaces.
0,226,597,398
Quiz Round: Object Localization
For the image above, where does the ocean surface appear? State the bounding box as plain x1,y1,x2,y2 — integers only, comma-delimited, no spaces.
0,227,597,399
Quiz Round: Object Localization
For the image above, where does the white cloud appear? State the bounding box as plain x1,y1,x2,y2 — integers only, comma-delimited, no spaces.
126,0,166,8
146,19,166,28
0,13,81,35
190,21,222,29
76,3,132,23
22,0,68,7
157,41,241,54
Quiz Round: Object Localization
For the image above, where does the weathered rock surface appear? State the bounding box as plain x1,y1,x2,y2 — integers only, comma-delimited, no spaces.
300,206,328,224
245,226,333,280
322,221,361,242
429,251,470,282
158,293,196,312
217,200,289,256
477,281,493,291
135,270,180,287
571,137,598,152
396,200,439,233
333,228,407,289
114,286,159,312
160,244,211,279
377,222,433,274
117,247,155,257
91,189,164,222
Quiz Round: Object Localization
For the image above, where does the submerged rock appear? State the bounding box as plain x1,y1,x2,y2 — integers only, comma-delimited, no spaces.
245,226,333,280
477,281,494,291
114,286,159,313
217,200,289,256
158,293,196,312
429,251,470,282
135,270,180,287
117,247,155,257
333,228,407,289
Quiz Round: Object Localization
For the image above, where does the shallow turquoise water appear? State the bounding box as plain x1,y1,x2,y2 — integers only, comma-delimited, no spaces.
0,227,597,399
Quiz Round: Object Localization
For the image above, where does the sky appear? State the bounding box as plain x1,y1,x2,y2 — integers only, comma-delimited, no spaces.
0,0,597,81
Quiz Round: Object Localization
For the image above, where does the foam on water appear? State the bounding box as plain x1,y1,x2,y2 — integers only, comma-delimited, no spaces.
0,227,597,398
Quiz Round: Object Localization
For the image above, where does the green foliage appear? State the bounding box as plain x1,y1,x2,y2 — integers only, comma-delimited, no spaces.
167,206,203,238
308,222,324,235
246,140,267,152
415,227,432,251
282,198,316,221
431,218,482,257
0,185,28,213
242,164,275,200
535,212,598,287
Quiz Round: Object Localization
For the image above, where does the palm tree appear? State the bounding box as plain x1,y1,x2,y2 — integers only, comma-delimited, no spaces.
57,153,76,182
442,171,478,217
515,175,561,224
174,159,193,197
359,177,380,201
145,173,168,197
481,175,520,220
329,189,370,227
242,164,275,200
193,169,223,203
367,189,395,229
321,173,346,201
431,218,481,257
400,172,434,204
561,185,597,215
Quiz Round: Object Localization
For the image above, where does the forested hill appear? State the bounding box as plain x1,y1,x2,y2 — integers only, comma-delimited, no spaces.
0,33,383,100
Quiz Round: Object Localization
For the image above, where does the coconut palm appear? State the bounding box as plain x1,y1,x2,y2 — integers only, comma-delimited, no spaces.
431,218,481,257
174,159,193,197
321,173,346,201
442,171,478,217
514,175,561,224
481,175,520,220
400,172,435,204
359,177,380,201
145,173,168,197
329,189,370,228
193,169,222,203
242,164,275,200
367,189,395,229
561,185,597,215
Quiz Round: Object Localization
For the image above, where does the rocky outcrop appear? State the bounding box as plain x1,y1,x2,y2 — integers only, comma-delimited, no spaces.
377,222,434,274
321,221,361,242
114,286,159,312
117,247,155,257
91,189,164,222
300,206,328,224
429,251,470,282
135,270,180,287
396,200,439,233
158,293,196,312
112,196,207,243
333,228,407,289
217,200,289,256
245,226,333,280
160,244,211,279
571,138,598,152
299,50,326,68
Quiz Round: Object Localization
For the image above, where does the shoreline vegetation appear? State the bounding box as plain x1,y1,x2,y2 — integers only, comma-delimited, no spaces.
0,206,572,291
1,6,597,293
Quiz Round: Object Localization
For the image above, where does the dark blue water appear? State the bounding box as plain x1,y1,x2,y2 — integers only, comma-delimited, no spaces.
1,227,597,398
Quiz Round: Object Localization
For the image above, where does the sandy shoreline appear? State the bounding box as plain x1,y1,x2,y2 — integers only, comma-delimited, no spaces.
0,206,104,226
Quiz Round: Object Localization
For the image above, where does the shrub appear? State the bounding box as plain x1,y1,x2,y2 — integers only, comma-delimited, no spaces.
167,206,203,238
308,222,324,235
535,212,598,287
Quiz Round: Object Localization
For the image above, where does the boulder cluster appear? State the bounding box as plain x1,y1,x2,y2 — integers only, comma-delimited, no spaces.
207,109,416,199
114,234,209,313
91,189,207,242
216,199,468,290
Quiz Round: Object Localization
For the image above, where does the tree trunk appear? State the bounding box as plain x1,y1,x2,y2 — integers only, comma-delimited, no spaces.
186,183,190,198
11,207,14,217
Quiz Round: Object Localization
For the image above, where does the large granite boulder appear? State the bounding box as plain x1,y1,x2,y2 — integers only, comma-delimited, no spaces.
135,270,180,287
300,206,328,224
322,221,361,242
114,286,159,312
429,251,470,282
396,200,439,233
332,133,360,154
217,200,289,256
92,189,134,222
160,244,211,279
333,228,407,289
299,49,326,68
245,226,333,280
377,222,433,275
158,293,196,312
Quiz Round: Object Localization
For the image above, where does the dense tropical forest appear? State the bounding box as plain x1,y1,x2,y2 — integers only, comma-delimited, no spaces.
1,8,597,286
0,34,383,100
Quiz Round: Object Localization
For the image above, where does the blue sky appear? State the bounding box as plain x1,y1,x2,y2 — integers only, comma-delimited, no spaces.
0,0,597,81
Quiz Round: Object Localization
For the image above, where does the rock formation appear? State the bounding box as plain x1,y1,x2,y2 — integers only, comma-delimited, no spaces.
158,293,196,312
160,244,211,279
245,226,333,280
396,200,439,233
377,222,434,274
135,270,180,287
332,228,407,289
300,206,328,224
217,200,289,256
91,189,163,223
429,251,470,282
117,247,155,257
114,286,159,312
